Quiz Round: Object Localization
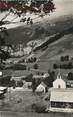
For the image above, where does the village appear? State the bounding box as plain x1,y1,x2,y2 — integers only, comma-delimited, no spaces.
0,52,73,113
0,0,73,117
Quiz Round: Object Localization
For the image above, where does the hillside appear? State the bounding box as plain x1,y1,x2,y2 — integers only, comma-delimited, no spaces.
6,15,73,46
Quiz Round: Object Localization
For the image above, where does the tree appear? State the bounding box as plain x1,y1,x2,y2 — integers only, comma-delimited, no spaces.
67,72,73,80
65,55,69,61
32,78,37,93
53,63,58,69
0,50,10,63
44,71,55,87
60,56,65,62
33,63,39,69
68,62,73,69
0,75,11,86
0,27,10,63
10,79,16,87
17,80,24,87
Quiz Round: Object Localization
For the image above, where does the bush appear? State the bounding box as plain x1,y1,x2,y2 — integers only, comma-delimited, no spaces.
32,102,46,113
17,80,24,87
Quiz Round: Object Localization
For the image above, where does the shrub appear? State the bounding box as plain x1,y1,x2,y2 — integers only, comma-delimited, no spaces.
17,80,24,87
32,102,46,113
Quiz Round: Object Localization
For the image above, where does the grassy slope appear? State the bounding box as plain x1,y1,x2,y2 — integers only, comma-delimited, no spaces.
6,15,73,46
5,15,73,74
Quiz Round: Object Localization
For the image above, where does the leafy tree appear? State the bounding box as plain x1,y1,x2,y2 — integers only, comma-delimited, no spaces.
33,63,39,69
0,27,10,63
44,71,55,87
10,79,16,87
67,72,73,80
0,75,11,86
17,80,24,87
32,78,37,93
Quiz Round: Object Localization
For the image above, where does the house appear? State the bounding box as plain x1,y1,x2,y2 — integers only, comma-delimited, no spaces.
53,74,66,89
11,70,32,88
11,70,27,82
0,87,7,94
35,82,48,94
43,73,49,79
0,71,2,76
23,81,32,88
49,88,73,113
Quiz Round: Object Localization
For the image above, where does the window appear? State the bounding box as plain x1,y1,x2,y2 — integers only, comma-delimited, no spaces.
51,102,73,108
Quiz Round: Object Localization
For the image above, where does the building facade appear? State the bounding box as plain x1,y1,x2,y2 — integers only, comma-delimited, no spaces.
49,88,73,113
53,74,66,89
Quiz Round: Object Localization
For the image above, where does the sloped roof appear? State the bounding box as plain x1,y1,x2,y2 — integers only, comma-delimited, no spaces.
40,82,47,88
50,88,73,102
1,70,12,77
36,82,47,93
0,87,7,91
33,75,43,79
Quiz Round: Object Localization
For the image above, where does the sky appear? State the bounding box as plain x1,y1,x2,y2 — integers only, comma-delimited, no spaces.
54,0,73,15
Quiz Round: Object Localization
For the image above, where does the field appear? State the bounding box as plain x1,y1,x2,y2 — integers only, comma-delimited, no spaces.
0,89,73,117
0,89,36,112
6,15,73,46
1,0,73,116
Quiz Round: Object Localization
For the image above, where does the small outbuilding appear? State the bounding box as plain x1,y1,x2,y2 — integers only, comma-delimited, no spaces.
36,82,48,94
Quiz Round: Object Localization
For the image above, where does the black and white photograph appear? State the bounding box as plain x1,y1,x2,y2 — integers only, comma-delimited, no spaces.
0,0,73,117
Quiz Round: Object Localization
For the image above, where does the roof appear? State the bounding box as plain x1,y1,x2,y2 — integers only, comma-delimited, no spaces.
67,80,73,83
36,82,47,93
0,91,3,94
0,87,7,91
12,70,30,77
43,73,49,78
2,70,12,77
33,75,43,79
40,82,47,88
50,88,73,102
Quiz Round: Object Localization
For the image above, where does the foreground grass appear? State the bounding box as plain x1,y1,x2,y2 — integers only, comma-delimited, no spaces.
0,90,37,112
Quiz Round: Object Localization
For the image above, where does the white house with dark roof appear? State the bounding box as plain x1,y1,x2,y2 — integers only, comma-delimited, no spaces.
35,82,48,94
